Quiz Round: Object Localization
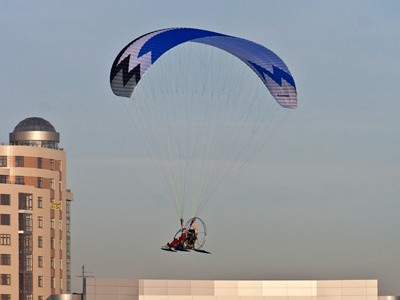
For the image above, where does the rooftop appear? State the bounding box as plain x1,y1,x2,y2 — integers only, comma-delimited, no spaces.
13,117,56,133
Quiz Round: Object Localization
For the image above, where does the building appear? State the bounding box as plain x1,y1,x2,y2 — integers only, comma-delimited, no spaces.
0,117,74,300
83,278,399,300
47,295,81,300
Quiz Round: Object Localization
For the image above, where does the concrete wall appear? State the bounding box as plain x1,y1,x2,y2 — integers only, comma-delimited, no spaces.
85,278,379,300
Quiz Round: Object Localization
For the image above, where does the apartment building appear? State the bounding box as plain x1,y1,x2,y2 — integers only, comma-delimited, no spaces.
0,117,74,300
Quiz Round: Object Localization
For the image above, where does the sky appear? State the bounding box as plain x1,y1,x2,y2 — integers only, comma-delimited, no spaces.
1,0,400,296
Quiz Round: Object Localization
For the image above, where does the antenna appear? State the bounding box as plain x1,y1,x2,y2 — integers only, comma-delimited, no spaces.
76,265,94,299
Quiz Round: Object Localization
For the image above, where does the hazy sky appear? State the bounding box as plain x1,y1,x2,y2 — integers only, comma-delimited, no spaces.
1,0,400,296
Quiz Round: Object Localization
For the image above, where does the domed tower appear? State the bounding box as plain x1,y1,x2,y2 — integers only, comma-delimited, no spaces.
9,117,60,149
0,117,73,300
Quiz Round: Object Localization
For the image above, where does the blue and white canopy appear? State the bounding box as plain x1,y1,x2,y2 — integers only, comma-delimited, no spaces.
110,28,297,109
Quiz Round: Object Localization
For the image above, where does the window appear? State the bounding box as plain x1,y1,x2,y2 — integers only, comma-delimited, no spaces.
51,238,55,249
50,179,55,190
26,215,33,231
37,216,43,228
19,193,32,210
0,234,11,245
0,175,7,184
24,255,32,272
20,236,32,254
0,156,7,167
1,295,11,300
38,276,43,287
38,236,43,248
37,157,42,169
50,159,54,170
38,296,43,300
0,195,10,205
50,219,55,229
38,256,43,268
15,176,24,185
19,214,32,232
37,197,42,208
51,277,55,289
0,254,10,265
0,274,11,285
15,156,24,167
0,214,10,225
51,258,54,269
37,177,43,188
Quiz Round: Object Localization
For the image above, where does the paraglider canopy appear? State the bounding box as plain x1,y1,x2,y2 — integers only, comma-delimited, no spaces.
110,27,297,108
110,27,298,224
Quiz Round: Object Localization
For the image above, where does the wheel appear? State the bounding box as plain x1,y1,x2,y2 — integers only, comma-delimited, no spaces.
184,217,207,250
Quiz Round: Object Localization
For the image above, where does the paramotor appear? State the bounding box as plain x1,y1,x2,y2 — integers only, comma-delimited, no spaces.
110,28,297,251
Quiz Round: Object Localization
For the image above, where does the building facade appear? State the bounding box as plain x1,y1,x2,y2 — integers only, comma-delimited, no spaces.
85,278,393,300
0,117,74,300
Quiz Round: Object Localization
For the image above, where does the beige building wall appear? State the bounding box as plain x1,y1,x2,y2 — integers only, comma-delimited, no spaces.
0,184,20,299
1,136,73,300
85,278,379,300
